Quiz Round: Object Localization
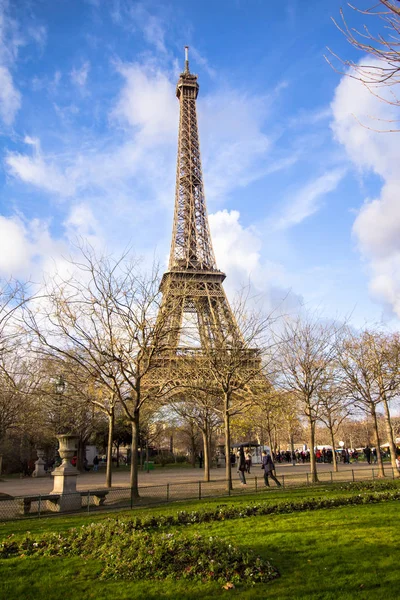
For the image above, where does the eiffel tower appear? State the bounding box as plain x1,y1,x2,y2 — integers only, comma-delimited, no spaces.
158,47,243,353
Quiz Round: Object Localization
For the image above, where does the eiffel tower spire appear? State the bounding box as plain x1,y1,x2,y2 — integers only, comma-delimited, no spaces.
168,46,218,272
160,47,242,350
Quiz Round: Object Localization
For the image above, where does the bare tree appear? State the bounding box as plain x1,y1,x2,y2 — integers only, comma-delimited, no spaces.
170,392,221,481
274,315,341,483
318,380,352,472
198,296,277,492
338,329,392,477
24,246,179,497
362,330,400,475
326,1,400,130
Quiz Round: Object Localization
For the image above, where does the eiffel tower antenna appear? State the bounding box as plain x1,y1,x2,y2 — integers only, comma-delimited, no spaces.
159,47,243,350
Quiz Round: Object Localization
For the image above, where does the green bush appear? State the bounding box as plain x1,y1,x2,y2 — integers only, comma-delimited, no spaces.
175,455,188,464
0,525,278,586
153,452,175,466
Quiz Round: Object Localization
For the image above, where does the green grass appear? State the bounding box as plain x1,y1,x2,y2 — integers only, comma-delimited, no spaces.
1,485,399,599
0,483,384,537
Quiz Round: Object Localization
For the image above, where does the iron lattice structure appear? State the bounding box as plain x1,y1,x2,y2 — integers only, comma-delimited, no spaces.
159,48,243,353
149,48,262,388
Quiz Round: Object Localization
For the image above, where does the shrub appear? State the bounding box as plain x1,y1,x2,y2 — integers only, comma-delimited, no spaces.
0,526,278,586
175,455,188,464
101,531,278,584
153,452,175,466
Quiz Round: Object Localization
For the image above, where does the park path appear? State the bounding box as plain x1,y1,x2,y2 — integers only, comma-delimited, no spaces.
0,461,384,497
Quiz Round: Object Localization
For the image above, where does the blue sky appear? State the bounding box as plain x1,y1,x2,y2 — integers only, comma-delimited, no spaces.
0,0,399,327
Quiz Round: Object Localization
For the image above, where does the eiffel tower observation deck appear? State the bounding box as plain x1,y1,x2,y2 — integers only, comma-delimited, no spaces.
159,47,243,351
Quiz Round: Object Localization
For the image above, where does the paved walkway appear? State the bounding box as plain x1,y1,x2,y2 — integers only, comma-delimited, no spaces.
0,461,387,497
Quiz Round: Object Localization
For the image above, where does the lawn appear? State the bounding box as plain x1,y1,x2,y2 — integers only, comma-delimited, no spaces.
1,484,399,599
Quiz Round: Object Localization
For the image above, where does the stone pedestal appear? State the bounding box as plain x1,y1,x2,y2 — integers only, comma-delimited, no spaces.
32,448,47,478
50,434,81,512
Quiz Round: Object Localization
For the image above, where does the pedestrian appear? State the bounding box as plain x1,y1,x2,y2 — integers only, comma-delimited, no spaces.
198,451,203,469
93,455,99,472
237,446,247,486
396,455,400,473
364,445,371,464
245,451,252,474
261,450,281,487
372,448,377,464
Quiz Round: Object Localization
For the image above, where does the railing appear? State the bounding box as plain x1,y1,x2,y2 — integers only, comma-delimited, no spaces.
0,466,397,521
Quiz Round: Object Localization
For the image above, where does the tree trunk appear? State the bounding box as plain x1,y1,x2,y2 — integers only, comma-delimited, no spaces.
329,427,338,473
370,403,385,477
309,419,318,483
381,396,399,477
202,425,210,482
190,431,196,467
130,412,140,498
77,437,86,472
289,433,295,466
106,409,114,488
224,397,232,492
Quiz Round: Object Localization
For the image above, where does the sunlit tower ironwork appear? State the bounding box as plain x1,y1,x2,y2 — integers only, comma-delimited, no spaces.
159,46,244,351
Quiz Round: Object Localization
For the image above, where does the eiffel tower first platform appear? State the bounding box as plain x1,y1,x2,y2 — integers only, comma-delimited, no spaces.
158,47,244,354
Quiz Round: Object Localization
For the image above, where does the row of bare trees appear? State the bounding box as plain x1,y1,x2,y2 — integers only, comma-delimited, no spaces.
1,247,400,492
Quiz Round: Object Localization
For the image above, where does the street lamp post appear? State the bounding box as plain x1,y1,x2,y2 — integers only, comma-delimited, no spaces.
55,375,65,434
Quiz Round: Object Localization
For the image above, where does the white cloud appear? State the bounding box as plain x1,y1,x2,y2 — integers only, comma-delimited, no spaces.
27,24,47,50
0,216,31,275
0,214,66,279
5,138,74,196
209,209,300,312
111,1,167,54
112,62,177,142
0,0,21,126
274,168,346,230
70,61,90,87
198,89,271,201
331,59,400,318
64,203,103,249
0,64,20,124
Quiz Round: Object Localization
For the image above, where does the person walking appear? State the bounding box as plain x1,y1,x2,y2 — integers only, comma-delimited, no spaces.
364,445,371,464
237,446,247,486
93,455,99,472
261,450,281,487
396,455,400,473
245,451,252,474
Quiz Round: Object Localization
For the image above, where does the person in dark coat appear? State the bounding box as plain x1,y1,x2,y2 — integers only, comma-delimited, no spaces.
261,450,281,487
364,445,371,464
237,446,247,485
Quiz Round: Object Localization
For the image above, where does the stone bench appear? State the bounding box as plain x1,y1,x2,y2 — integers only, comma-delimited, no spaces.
80,490,109,506
18,495,60,515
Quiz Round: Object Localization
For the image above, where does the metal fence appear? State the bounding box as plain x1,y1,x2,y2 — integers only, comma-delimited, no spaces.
0,466,397,522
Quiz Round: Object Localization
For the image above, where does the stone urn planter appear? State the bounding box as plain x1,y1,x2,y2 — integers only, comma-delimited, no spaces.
32,448,47,478
50,434,81,511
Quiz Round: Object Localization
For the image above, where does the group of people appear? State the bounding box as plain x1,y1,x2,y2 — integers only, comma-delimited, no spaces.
363,445,378,465
236,447,281,488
